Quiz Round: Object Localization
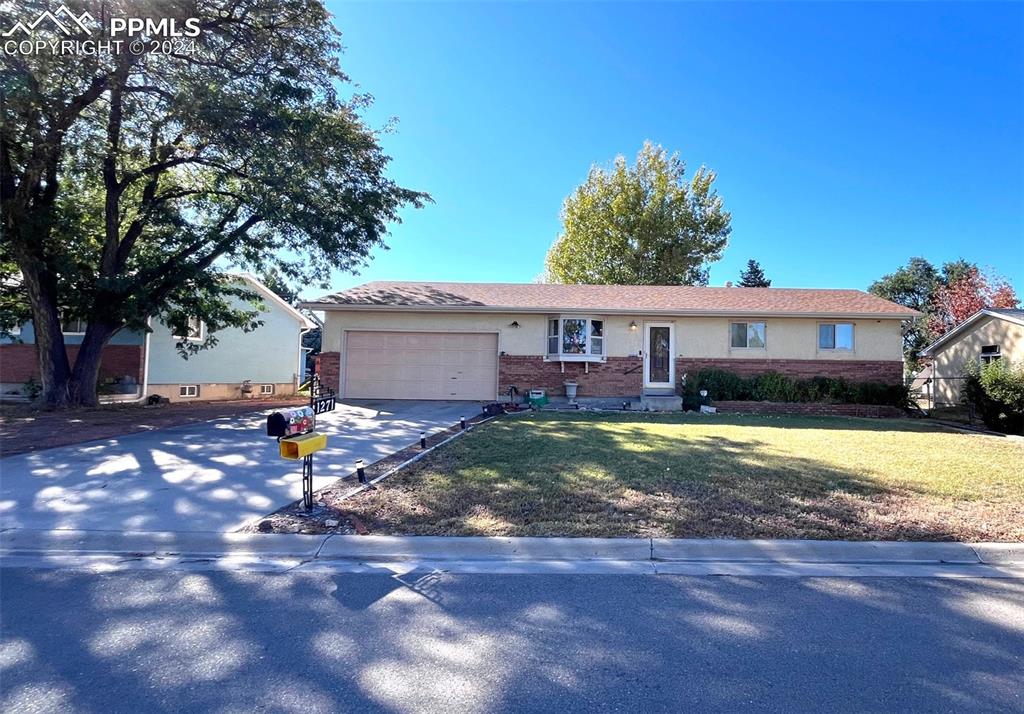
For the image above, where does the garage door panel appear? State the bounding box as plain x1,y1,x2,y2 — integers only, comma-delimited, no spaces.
344,331,497,400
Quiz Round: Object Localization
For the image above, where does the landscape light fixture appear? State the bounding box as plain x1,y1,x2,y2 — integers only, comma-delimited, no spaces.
420,432,427,449
356,458,366,484
460,416,467,430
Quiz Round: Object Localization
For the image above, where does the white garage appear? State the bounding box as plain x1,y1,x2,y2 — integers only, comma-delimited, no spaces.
343,331,498,400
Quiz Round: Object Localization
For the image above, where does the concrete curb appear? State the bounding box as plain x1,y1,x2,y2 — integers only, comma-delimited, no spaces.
317,535,652,561
0,529,328,558
3,531,1022,567
651,539,984,564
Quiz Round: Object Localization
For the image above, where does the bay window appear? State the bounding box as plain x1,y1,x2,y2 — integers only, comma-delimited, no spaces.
546,316,605,360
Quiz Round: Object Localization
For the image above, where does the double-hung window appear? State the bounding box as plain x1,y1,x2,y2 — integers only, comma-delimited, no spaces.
980,345,1001,365
61,316,87,335
730,322,766,349
547,317,604,361
818,322,854,351
173,316,204,341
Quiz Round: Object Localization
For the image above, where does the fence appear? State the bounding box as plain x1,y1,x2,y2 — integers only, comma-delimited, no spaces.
906,374,975,415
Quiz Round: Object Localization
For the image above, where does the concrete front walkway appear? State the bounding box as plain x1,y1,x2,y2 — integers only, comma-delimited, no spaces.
0,400,473,533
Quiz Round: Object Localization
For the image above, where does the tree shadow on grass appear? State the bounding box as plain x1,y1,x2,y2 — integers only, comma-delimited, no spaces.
340,412,1022,541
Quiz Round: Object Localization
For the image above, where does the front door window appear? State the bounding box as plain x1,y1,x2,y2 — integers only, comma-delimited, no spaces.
648,326,670,383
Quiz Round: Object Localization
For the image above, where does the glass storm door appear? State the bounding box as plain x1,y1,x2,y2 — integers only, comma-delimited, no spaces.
644,323,674,388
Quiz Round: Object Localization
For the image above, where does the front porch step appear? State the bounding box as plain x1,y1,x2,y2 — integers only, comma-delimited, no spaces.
639,395,683,412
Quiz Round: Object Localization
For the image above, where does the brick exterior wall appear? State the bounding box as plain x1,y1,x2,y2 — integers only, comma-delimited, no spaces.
499,356,643,398
0,344,143,385
675,358,903,385
713,400,905,419
318,351,341,393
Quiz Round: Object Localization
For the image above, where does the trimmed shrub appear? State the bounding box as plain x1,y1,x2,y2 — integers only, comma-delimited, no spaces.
963,361,1024,434
688,368,909,409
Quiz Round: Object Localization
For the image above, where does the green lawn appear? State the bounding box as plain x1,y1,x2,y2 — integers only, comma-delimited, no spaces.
340,412,1024,541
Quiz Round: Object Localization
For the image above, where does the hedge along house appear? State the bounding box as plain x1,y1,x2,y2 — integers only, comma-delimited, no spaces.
918,308,1024,407
1,274,315,402
302,281,919,404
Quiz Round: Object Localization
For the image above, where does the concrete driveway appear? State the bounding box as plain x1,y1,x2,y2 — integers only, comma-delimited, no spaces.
0,400,474,533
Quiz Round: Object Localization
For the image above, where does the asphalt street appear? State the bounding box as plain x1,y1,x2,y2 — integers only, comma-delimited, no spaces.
1,569,1022,713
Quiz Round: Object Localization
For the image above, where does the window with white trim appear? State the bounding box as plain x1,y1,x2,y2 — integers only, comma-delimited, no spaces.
259,384,275,395
61,316,87,334
546,316,605,360
818,322,854,351
179,385,199,398
730,322,766,349
980,345,1001,365
173,316,204,341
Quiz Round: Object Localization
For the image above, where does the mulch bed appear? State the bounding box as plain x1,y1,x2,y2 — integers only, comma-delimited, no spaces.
242,413,497,535
0,397,307,456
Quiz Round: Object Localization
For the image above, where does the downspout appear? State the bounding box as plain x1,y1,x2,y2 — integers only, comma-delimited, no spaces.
298,327,312,391
127,316,152,403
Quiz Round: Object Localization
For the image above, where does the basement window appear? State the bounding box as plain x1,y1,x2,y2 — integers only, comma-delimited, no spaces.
546,317,605,361
179,385,199,398
260,384,275,395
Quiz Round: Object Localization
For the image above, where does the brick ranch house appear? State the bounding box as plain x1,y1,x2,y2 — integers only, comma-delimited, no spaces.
301,282,919,403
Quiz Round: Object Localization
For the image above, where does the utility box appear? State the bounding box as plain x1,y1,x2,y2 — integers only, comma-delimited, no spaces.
279,431,328,460
267,406,316,438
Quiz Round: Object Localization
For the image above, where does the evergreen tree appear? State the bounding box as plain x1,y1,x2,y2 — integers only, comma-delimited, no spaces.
738,260,771,287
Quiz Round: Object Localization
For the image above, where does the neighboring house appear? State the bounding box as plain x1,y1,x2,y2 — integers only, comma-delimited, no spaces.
1,274,314,402
918,308,1024,406
301,281,918,402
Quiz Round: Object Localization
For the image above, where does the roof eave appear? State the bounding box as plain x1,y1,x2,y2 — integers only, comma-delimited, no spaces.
919,308,1024,356
299,302,919,320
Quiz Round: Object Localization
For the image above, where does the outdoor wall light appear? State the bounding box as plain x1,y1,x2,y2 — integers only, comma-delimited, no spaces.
629,321,638,331
699,390,708,398
509,320,520,328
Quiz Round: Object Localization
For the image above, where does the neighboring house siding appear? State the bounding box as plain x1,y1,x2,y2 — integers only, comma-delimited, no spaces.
930,315,1024,405
147,291,304,398
321,311,905,397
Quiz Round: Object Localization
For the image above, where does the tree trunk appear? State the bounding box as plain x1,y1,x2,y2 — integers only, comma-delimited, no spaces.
68,324,116,408
21,271,73,408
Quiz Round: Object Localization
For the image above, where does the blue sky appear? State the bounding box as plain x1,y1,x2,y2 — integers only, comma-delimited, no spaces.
309,1,1024,299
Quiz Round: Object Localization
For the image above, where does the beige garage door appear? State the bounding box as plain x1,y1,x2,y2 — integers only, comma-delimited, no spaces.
344,331,498,400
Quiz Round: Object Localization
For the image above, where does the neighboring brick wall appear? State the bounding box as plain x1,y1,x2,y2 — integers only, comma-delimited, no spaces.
675,358,903,385
0,344,143,384
714,400,905,418
318,351,341,393
499,356,643,397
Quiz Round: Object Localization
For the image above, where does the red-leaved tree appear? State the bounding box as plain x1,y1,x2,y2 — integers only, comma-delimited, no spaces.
928,267,1019,337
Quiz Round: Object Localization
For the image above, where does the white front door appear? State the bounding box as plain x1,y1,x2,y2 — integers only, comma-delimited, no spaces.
643,322,675,389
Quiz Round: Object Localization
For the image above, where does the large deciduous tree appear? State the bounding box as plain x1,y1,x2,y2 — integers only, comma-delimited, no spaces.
869,258,1018,370
1,0,427,407
544,142,731,285
928,266,1018,338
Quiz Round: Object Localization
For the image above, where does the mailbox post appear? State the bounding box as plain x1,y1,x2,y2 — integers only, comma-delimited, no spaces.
266,375,337,510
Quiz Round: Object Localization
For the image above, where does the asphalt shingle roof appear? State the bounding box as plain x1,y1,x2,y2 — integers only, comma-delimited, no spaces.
304,281,920,318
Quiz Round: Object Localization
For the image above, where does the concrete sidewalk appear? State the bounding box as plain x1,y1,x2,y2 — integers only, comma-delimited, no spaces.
2,531,1021,576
